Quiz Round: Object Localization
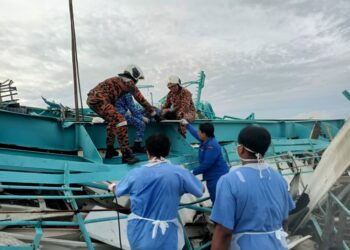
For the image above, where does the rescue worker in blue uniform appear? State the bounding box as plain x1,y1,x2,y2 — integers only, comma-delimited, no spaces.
180,119,229,203
115,92,149,153
210,126,295,250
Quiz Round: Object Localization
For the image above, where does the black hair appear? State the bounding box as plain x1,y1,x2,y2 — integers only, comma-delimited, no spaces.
199,123,215,138
162,110,178,120
146,134,171,158
238,126,271,156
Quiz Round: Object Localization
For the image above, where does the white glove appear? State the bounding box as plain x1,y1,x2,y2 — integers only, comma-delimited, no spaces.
142,116,150,123
92,117,105,123
108,183,116,192
180,119,189,125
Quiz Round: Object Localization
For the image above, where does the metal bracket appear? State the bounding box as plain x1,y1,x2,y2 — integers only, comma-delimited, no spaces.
76,125,103,163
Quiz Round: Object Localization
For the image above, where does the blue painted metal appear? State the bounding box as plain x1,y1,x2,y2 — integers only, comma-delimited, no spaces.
310,215,323,237
186,119,344,144
0,193,114,200
222,138,330,164
0,148,108,172
63,163,94,250
0,109,76,150
0,221,78,227
196,241,213,250
0,87,347,249
0,184,82,191
329,192,350,217
195,71,205,109
343,90,350,102
84,215,128,224
83,182,109,191
0,148,198,184
219,115,244,120
0,247,33,250
344,241,350,250
280,170,314,176
76,125,103,163
179,205,212,214
217,113,255,120
310,213,350,250
33,224,43,250
0,108,344,152
0,215,128,227
41,96,62,109
178,214,193,250
0,215,129,250
309,190,350,250
64,189,94,250
178,199,212,250
245,113,255,120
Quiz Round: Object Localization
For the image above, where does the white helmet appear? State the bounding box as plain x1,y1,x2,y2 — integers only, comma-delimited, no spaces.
124,64,144,81
167,75,181,88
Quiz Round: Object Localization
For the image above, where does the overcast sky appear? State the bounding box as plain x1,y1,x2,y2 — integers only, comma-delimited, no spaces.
1,0,349,119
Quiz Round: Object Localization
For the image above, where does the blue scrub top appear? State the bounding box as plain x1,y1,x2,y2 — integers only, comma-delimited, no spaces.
211,164,295,250
116,161,203,250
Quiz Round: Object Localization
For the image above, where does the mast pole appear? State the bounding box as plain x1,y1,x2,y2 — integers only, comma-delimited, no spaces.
69,0,80,121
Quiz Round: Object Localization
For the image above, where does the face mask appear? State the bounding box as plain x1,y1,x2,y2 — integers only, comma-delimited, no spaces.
236,144,263,162
236,144,269,179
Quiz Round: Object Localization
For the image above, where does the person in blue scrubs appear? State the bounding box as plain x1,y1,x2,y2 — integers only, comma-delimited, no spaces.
115,92,149,155
210,126,295,250
109,134,203,250
180,120,229,204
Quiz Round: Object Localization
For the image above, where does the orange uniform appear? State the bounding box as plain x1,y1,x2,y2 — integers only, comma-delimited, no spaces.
87,76,153,153
163,87,196,136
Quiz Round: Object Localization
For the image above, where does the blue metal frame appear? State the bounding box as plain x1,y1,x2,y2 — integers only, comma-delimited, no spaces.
178,198,213,250
0,101,347,249
343,90,350,102
76,125,103,163
0,108,344,153
309,191,350,250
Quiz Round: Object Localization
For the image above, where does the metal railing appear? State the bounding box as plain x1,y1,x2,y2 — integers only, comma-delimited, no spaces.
309,187,350,250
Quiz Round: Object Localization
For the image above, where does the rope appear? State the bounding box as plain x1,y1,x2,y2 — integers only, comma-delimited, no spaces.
113,193,123,249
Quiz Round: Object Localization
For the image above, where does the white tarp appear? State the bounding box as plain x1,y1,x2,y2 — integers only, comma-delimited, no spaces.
296,118,350,230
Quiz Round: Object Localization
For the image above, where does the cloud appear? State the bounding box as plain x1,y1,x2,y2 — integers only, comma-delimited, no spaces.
0,0,349,118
